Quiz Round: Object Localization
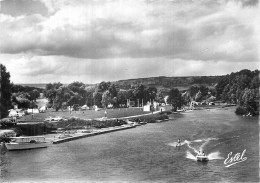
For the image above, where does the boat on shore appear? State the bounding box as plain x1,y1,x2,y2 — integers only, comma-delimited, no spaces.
196,155,209,162
5,136,48,151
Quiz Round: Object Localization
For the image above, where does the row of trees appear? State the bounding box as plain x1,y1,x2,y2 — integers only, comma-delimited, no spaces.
215,69,259,115
166,70,259,114
1,63,258,118
43,81,159,111
11,87,41,109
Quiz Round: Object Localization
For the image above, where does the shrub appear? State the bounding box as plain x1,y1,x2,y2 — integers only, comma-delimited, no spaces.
235,106,246,115
158,114,169,121
160,111,172,115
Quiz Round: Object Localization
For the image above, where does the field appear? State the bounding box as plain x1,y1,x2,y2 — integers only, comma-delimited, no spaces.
18,108,151,122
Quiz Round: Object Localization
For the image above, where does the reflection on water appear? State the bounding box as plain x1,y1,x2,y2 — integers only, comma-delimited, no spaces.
0,107,259,182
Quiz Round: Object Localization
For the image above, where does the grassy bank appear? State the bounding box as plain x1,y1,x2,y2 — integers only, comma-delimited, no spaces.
18,108,149,122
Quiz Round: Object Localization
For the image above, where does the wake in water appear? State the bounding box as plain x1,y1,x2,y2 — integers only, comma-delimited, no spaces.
186,151,197,160
168,142,186,147
207,151,224,160
168,137,224,161
186,151,223,161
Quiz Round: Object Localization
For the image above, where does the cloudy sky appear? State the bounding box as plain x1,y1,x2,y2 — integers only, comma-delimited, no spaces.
0,0,259,84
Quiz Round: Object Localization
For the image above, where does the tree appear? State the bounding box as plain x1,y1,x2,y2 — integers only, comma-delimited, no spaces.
167,88,182,112
53,86,73,111
85,86,95,107
215,77,229,100
16,97,31,109
97,81,110,93
117,90,127,105
0,64,12,118
155,90,166,103
68,82,86,105
189,85,200,99
67,93,83,107
28,89,40,102
133,85,148,105
241,88,259,115
221,84,230,102
93,92,102,107
43,82,63,107
101,90,112,108
147,87,157,101
126,89,134,101
108,84,117,98
181,91,191,105
194,90,202,102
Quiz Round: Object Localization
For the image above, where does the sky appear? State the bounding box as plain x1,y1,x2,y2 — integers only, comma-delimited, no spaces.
0,0,259,84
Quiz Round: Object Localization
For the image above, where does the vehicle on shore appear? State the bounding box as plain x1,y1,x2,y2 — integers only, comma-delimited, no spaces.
5,136,47,151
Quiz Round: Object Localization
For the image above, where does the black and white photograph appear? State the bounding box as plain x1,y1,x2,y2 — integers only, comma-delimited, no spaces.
0,0,259,182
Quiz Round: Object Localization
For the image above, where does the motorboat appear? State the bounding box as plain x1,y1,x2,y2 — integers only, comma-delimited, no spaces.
5,136,47,151
196,155,209,162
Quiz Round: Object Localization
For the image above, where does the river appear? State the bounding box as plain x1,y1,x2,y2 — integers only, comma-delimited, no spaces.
0,107,259,182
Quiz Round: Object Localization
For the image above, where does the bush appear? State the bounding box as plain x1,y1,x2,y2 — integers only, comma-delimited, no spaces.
235,106,247,115
160,111,172,115
158,114,169,121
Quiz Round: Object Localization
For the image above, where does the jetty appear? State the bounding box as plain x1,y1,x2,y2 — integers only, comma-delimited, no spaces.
52,125,136,144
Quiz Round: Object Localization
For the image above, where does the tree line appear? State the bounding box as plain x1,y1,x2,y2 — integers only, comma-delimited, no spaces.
1,62,259,118
215,69,259,115
43,81,158,111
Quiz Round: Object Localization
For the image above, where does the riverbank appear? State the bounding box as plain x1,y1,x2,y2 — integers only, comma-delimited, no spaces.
17,107,150,122
50,125,136,144
0,109,171,140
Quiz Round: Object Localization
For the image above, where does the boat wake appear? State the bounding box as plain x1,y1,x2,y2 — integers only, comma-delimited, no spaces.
168,137,224,161
207,151,224,160
186,151,197,161
167,142,186,147
186,151,223,161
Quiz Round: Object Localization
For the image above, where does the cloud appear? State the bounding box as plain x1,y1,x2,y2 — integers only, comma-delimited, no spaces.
0,0,48,17
0,0,258,63
0,0,259,84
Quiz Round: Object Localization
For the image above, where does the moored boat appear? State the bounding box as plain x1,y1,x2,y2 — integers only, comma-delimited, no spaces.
5,136,47,151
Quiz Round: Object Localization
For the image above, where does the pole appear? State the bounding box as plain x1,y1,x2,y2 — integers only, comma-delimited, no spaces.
31,100,33,119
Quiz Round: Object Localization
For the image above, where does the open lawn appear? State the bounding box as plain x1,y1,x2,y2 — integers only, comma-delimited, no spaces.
18,108,150,122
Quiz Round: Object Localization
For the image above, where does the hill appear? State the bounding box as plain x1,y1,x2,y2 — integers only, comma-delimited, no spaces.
18,83,48,89
18,76,223,91
113,76,223,91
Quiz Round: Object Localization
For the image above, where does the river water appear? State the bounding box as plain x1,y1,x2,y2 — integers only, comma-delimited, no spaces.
0,107,259,182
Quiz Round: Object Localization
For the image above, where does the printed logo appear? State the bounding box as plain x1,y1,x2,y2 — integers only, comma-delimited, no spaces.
224,149,247,167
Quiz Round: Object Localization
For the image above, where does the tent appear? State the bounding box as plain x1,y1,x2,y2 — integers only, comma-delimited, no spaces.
27,109,39,114
39,106,47,113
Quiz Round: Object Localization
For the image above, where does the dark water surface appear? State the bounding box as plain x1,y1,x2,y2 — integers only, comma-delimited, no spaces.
0,107,259,182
